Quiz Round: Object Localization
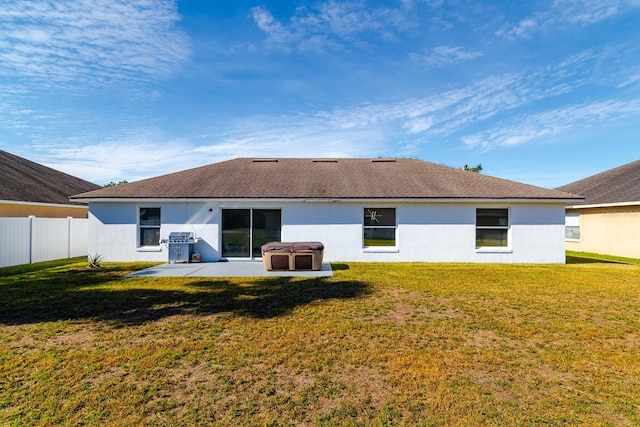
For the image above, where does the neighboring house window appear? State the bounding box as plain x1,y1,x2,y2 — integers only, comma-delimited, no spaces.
363,208,396,247
476,208,509,247
139,207,161,246
565,212,580,241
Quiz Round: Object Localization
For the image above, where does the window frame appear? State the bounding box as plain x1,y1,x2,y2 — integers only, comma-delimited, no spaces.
475,208,510,249
363,207,397,248
565,212,580,241
138,206,161,247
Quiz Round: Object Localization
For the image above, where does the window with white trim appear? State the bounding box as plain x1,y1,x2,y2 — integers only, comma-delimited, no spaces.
565,212,580,241
363,208,396,247
476,208,509,248
139,207,161,246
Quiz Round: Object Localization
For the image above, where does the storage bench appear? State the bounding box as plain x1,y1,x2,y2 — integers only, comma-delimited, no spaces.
261,241,324,271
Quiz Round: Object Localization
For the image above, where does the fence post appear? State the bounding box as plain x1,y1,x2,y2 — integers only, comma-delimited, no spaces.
28,215,35,264
67,216,72,259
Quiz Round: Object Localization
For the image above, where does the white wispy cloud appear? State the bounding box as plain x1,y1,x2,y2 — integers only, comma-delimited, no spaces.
184,45,638,167
193,115,391,160
7,38,637,184
36,133,199,184
32,118,392,184
23,79,639,184
410,45,483,68
0,0,190,87
250,0,417,52
314,49,598,141
497,0,640,38
461,99,640,150
251,6,294,50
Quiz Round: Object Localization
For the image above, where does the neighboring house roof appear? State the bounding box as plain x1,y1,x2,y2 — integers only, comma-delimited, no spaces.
556,159,640,206
0,149,100,206
71,158,580,202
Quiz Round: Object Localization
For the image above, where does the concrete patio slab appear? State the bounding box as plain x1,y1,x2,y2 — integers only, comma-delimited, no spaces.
126,261,333,278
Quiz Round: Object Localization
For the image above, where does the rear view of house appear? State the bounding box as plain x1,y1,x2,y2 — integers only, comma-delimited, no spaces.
557,159,640,259
71,158,581,264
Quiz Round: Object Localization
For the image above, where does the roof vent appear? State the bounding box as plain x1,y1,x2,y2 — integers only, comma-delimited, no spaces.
371,158,396,163
312,159,338,163
252,158,278,162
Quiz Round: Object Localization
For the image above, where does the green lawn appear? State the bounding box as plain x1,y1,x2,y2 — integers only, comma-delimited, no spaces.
1,255,639,426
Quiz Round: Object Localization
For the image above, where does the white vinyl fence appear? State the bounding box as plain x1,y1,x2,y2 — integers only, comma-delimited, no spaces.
0,216,88,268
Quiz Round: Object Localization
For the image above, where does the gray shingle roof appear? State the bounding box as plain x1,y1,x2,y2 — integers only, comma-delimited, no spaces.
71,158,581,201
555,159,640,206
1,150,100,205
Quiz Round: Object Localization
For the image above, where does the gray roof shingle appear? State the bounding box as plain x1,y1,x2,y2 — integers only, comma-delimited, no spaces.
1,150,100,205
555,159,640,206
71,158,581,201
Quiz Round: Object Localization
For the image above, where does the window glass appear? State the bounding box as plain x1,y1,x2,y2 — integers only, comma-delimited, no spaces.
222,209,251,257
139,207,161,246
565,226,580,240
222,209,283,258
140,208,160,225
364,208,396,227
364,208,396,247
476,209,508,226
140,228,160,246
476,208,509,248
252,209,282,257
565,212,580,240
364,228,396,246
476,229,508,247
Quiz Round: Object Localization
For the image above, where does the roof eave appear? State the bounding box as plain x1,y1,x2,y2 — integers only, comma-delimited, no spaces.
567,200,640,209
70,196,583,204
1,199,89,209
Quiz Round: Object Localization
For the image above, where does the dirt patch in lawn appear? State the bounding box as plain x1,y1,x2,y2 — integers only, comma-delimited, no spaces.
359,288,460,325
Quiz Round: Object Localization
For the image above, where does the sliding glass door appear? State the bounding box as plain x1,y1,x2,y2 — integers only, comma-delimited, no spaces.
251,209,282,257
222,209,281,258
221,209,251,257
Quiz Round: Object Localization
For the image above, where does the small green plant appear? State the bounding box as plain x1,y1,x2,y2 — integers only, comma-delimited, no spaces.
87,253,104,268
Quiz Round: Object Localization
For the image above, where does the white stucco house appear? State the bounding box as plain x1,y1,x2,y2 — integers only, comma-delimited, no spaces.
70,158,582,264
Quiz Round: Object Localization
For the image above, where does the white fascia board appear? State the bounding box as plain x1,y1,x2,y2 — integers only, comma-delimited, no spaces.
0,199,88,209
566,200,640,209
73,197,578,204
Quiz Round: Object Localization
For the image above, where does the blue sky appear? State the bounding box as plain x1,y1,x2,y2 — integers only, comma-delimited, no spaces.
1,0,639,188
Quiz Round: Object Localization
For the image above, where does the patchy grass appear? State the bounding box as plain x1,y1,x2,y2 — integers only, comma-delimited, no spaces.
1,256,639,426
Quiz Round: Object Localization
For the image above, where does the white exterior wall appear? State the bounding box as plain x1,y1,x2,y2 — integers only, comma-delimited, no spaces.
284,202,565,263
88,200,566,264
88,202,221,263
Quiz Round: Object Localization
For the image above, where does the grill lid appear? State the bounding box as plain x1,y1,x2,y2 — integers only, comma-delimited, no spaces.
165,232,195,244
168,231,193,240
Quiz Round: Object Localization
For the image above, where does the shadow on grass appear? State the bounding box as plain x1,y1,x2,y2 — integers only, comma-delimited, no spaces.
566,255,624,265
0,265,370,326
